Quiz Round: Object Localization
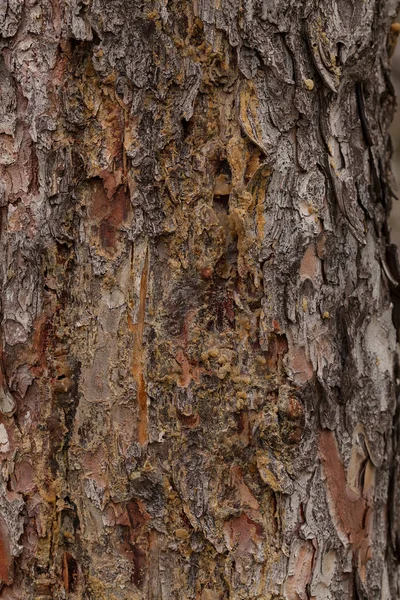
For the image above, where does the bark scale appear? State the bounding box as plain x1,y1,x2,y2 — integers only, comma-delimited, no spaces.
0,0,400,598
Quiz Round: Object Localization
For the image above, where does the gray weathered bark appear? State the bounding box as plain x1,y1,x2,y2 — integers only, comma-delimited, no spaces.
1,0,400,598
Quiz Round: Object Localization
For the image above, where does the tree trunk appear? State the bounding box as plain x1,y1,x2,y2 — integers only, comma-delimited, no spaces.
1,0,400,598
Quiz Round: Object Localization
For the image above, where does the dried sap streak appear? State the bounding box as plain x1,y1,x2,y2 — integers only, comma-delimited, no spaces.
128,247,150,446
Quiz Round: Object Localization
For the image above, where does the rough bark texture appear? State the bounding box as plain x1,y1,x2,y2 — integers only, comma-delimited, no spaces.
1,0,400,598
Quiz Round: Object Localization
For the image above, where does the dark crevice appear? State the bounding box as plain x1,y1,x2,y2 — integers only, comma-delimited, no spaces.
213,194,230,210
181,116,194,139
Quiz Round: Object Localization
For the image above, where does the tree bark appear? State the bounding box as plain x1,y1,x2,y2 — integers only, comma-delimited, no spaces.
1,0,400,598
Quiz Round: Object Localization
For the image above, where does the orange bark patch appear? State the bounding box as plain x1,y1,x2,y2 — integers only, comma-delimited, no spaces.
223,513,263,557
284,540,315,600
82,446,107,487
88,178,130,253
103,502,130,527
99,168,124,198
113,404,137,456
176,347,191,388
230,465,259,510
316,232,327,259
0,515,13,585
299,244,320,283
11,460,36,495
319,430,372,578
288,345,314,384
89,179,109,220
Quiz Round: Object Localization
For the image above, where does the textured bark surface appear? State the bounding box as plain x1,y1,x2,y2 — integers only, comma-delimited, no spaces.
1,0,400,598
